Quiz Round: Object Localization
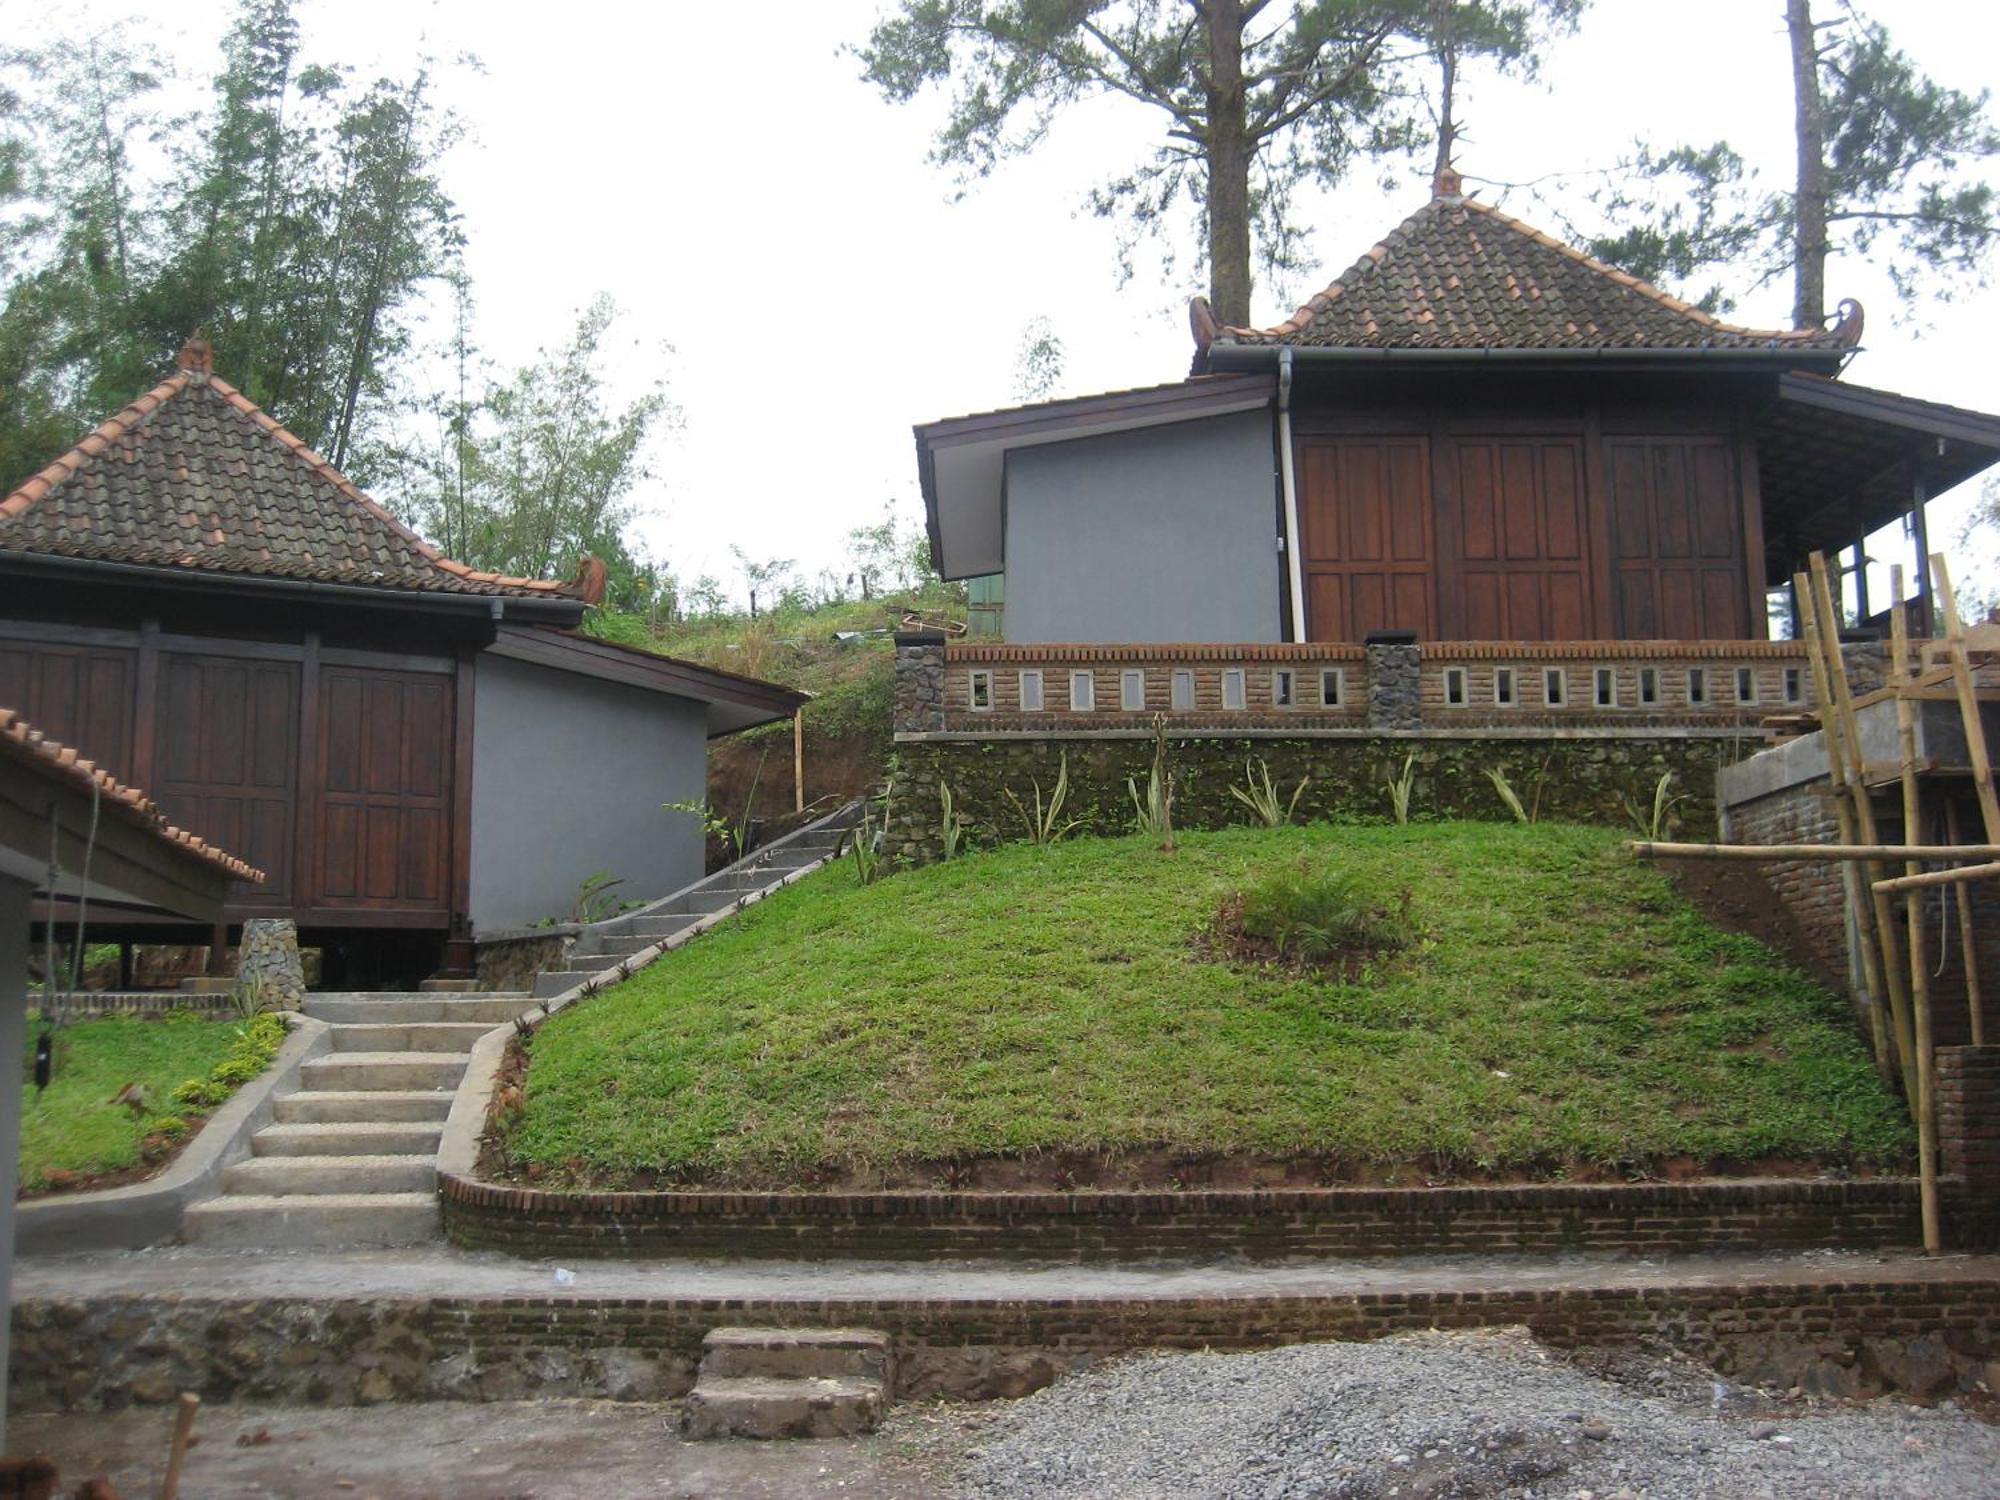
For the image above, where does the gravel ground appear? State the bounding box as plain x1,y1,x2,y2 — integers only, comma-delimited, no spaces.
947,1328,2000,1499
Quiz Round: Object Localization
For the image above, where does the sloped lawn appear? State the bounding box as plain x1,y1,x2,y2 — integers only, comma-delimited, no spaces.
19,1011,284,1194
507,822,1910,1188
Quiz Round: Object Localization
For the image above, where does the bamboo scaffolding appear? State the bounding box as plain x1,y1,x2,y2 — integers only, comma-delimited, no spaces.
1931,554,2000,842
1873,859,2000,894
1946,801,1986,1046
1801,562,1910,1093
1890,567,1939,1254
1630,841,2000,863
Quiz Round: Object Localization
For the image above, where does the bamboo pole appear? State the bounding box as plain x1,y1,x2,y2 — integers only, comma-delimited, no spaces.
1946,800,1986,1046
792,707,805,816
159,1391,200,1500
1799,565,1905,1089
1630,841,2000,863
1890,568,1938,1254
1930,554,2000,841
1873,859,2000,894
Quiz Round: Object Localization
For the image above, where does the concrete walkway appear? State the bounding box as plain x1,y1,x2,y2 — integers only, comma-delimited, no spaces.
17,1242,2000,1303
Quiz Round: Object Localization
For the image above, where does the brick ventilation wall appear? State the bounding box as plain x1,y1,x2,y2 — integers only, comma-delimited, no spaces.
926,640,1815,735
15,1276,1998,1411
438,1175,1939,1261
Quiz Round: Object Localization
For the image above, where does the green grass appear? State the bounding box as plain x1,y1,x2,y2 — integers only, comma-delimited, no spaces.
18,1013,248,1192
510,822,1911,1187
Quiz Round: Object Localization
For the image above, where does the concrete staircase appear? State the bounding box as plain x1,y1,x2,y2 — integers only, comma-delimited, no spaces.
180,802,864,1251
180,991,533,1249
527,816,857,999
681,1328,893,1439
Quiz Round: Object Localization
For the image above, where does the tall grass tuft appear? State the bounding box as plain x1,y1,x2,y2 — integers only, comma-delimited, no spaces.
1228,757,1309,828
1623,770,1687,840
1005,752,1082,846
939,781,966,860
1126,715,1176,850
1236,863,1413,964
1384,752,1417,825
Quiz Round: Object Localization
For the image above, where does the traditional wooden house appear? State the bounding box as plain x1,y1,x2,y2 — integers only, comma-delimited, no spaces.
0,340,804,984
889,173,2000,844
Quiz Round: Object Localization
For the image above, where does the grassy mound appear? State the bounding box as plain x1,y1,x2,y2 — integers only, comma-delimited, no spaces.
508,823,1909,1189
18,1011,271,1193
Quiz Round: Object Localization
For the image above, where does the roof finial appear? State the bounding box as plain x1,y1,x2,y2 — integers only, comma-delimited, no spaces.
176,334,214,378
1432,164,1463,200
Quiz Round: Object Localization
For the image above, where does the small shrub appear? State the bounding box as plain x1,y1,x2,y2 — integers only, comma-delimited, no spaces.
1624,770,1688,840
1004,751,1081,846
1384,752,1417,825
1234,863,1414,966
939,781,966,861
1126,716,1175,849
1227,757,1309,828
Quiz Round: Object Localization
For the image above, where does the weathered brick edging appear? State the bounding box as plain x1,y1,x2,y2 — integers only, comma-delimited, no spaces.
14,1272,1998,1409
439,1172,1942,1260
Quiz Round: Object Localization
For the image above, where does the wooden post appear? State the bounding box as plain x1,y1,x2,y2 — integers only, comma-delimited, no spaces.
1874,859,2000,894
1890,568,1939,1254
159,1390,200,1500
1946,800,1985,1046
1931,554,2000,841
792,707,805,816
1798,567,1902,1088
1910,461,1934,638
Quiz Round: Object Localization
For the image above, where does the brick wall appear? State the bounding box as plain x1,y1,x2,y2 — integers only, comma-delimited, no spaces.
14,1274,1998,1410
438,1174,1949,1261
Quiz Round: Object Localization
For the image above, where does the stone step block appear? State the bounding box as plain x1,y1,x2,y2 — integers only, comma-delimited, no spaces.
222,1154,436,1197
700,1327,892,1384
328,1022,496,1054
298,1052,469,1092
305,995,533,1025
181,1192,439,1250
251,1121,444,1156
274,1090,455,1124
680,1376,885,1440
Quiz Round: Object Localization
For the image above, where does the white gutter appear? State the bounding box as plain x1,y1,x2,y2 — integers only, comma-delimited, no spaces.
1277,347,1307,642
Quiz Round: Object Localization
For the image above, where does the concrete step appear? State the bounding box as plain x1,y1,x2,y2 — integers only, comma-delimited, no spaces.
222,1154,436,1197
420,977,479,992
626,916,699,939
298,1053,469,1092
327,1022,496,1054
273,1090,455,1124
680,1375,886,1440
566,938,658,965
303,995,531,1025
181,1193,439,1250
251,1121,444,1156
531,970,596,999
699,1327,892,1384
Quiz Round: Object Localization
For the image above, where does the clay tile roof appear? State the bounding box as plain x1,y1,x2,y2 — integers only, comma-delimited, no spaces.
0,707,263,883
0,345,580,600
1210,191,1861,355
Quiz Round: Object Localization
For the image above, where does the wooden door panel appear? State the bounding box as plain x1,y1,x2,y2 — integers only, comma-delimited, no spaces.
1608,437,1747,638
1299,437,1436,641
314,667,453,913
0,643,134,778
1443,438,1591,641
156,654,298,903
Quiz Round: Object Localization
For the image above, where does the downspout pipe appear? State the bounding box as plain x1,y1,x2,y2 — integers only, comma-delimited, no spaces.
1277,347,1307,642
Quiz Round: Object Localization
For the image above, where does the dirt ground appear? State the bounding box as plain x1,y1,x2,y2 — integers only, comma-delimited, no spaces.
8,1400,952,1499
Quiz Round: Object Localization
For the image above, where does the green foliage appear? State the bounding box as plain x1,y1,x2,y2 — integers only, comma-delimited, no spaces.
567,870,639,926
1235,862,1414,963
1004,750,1081,846
843,786,893,885
0,0,465,490
1624,770,1689,841
1384,752,1418,826
1486,765,1531,825
16,1014,245,1191
507,822,1909,1186
938,781,966,861
855,1,1580,320
1582,5,1998,321
1126,719,1175,849
168,1010,286,1113
1228,757,1309,828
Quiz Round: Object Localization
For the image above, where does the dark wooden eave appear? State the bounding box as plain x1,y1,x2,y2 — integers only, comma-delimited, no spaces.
484,625,807,737
1756,372,2000,581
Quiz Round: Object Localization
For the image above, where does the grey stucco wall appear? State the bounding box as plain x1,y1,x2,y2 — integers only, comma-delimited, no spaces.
468,655,707,934
1003,410,1281,643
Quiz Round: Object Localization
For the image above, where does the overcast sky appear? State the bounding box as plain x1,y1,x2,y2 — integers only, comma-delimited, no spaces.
25,0,2000,605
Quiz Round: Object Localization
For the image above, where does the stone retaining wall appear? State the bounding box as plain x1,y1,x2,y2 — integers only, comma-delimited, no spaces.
474,930,572,993
885,732,1741,864
14,1274,1997,1410
438,1176,1938,1261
